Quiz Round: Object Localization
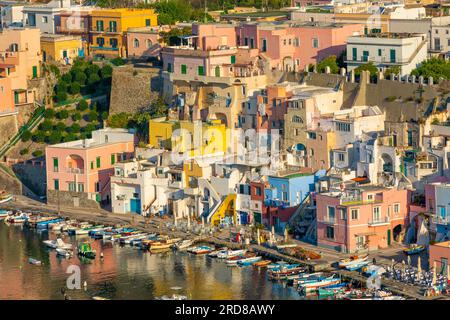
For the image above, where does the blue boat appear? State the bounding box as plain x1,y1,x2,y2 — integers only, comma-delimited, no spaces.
36,218,64,229
345,260,370,271
28,258,42,265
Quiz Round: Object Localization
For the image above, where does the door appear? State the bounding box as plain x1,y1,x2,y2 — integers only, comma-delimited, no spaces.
43,51,47,62
32,66,38,78
387,229,391,246
130,198,141,214
63,50,68,59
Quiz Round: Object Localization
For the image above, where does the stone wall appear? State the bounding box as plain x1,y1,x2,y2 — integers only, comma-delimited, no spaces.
12,162,46,197
0,166,22,195
47,189,101,209
109,65,162,115
0,114,18,148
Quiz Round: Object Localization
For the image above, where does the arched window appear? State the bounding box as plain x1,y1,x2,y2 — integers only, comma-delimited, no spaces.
292,115,303,123
146,39,152,48
133,38,139,48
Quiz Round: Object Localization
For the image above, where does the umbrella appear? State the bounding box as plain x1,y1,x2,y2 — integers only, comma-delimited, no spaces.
187,213,191,229
256,228,260,245
447,264,450,281
407,256,411,266
417,256,422,280
432,261,437,285
284,228,288,243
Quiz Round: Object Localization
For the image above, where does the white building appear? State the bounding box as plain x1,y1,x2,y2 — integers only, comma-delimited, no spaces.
22,0,71,34
346,33,428,76
0,3,24,28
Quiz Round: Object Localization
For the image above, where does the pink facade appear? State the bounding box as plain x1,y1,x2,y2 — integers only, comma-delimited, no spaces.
316,187,410,253
192,24,237,50
0,77,14,114
45,129,135,203
429,241,450,271
126,27,161,58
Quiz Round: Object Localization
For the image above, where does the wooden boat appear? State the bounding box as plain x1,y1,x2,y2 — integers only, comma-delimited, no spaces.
226,252,257,265
237,256,262,266
149,241,172,252
28,258,42,265
0,193,13,204
266,261,291,269
338,254,369,268
207,247,227,257
216,249,246,259
56,248,72,258
403,244,425,255
254,260,272,267
298,275,341,292
174,239,194,250
345,260,370,271
268,266,307,280
188,245,214,255
0,209,12,219
77,242,96,259
5,212,29,224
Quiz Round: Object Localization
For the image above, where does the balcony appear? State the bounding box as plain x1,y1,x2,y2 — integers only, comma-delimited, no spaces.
368,216,390,226
66,168,84,174
322,215,336,224
431,215,450,225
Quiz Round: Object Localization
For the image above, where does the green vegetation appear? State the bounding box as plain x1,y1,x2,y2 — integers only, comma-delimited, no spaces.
32,150,43,157
21,131,32,142
19,148,29,155
159,27,193,46
384,65,401,79
354,62,379,77
316,56,339,74
411,58,450,79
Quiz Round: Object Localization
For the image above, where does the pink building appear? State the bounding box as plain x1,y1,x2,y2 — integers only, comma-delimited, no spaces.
236,22,363,71
45,128,135,208
0,77,14,114
0,28,42,106
316,186,410,253
429,241,450,272
126,26,162,58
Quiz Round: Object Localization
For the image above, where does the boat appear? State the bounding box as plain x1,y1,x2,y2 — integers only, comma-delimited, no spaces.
292,273,325,287
0,209,12,219
0,192,13,204
216,249,246,259
207,247,227,257
268,266,307,280
338,254,369,268
43,239,59,249
28,258,42,265
298,274,341,292
254,260,272,267
226,252,257,265
403,244,425,255
148,241,172,252
156,294,187,300
317,283,347,297
237,256,262,266
56,248,72,258
174,239,195,250
77,242,96,259
266,261,292,269
5,211,29,224
345,260,370,271
188,245,214,255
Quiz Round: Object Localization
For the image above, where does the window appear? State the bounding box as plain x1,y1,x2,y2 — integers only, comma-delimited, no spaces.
42,16,48,23
261,38,267,52
96,156,101,168
326,226,334,239
294,38,300,47
338,153,345,162
78,183,84,193
362,50,369,62
356,236,365,248
146,39,152,48
292,115,303,123
244,37,248,46
90,161,94,170
167,62,172,73
145,19,151,26
340,208,347,220
111,154,115,165
181,64,187,74
351,209,359,220
133,38,139,48
327,206,335,220
283,39,287,45
282,192,288,201
250,38,254,49
393,203,400,215
109,38,118,48
373,206,381,221
255,186,262,196
198,66,204,76
307,132,316,139
390,49,396,63
96,20,104,31
231,55,236,64
352,47,357,60
95,182,100,192
133,193,139,199
54,179,59,190
438,206,446,220
96,37,104,47
336,122,351,132
53,157,59,172
109,21,117,32
312,38,319,48
367,194,373,201
378,48,382,56
68,182,76,192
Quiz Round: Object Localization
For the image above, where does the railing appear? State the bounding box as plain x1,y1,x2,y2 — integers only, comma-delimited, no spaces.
66,168,84,174
368,216,390,226
322,215,337,224
431,215,450,225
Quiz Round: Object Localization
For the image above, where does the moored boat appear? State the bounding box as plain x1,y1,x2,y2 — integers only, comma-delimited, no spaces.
174,239,194,250
345,260,370,271
5,212,29,224
216,249,246,259
403,244,425,255
338,254,368,268
254,260,272,267
28,258,42,265
77,242,96,259
298,274,341,293
0,209,12,219
0,193,13,204
56,248,72,258
226,252,257,265
188,245,214,255
237,255,262,266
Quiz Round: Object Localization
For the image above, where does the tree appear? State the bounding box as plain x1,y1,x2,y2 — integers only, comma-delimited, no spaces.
85,63,100,77
72,112,82,121
39,119,53,132
107,112,130,128
69,82,81,95
33,131,47,143
56,80,68,94
384,65,401,79
149,97,168,118
101,111,109,120
153,0,193,26
354,62,378,77
71,123,81,133
64,133,78,142
411,58,450,80
48,131,63,144
101,64,113,78
316,55,339,74
55,91,68,103
77,99,89,111
44,108,55,119
84,123,97,133
19,148,29,155
74,71,87,85
57,109,69,120
88,73,101,86
32,150,43,157
21,130,32,142
159,27,192,46
55,121,66,131
87,110,99,122
61,73,72,83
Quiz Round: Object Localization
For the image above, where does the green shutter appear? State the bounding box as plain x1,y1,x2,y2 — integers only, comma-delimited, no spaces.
96,156,101,168
352,47,357,60
167,63,172,72
111,154,115,165
32,66,37,78
90,161,94,170
181,64,187,74
54,179,59,190
231,55,236,64
198,66,204,76
14,92,19,104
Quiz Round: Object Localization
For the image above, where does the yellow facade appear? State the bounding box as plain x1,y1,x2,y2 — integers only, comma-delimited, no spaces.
183,159,205,187
90,8,158,58
210,194,236,226
149,119,227,157
41,35,83,63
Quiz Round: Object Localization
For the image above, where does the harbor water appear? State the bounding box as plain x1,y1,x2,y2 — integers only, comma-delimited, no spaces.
0,223,301,300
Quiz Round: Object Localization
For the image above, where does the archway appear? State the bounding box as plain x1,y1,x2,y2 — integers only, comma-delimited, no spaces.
66,154,84,170
393,224,402,241
282,56,293,71
380,153,393,173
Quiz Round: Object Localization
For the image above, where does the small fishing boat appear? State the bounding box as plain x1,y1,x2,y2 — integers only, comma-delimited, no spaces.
226,252,257,265
298,274,341,293
292,273,325,287
403,244,425,255
338,254,369,268
5,211,29,224
43,239,59,249
174,239,195,250
28,258,42,265
345,260,370,271
318,283,347,297
207,247,227,257
268,266,307,280
266,261,292,269
237,255,262,266
253,260,272,267
0,192,13,204
77,242,96,259
216,249,246,259
188,245,214,255
0,209,12,219
56,248,72,258
148,241,172,252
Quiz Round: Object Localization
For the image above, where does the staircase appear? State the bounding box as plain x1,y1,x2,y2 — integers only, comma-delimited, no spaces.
288,192,317,242
205,194,236,226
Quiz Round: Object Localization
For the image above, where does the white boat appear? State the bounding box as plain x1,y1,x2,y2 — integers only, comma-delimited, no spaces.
56,238,72,250
49,222,66,232
338,254,369,268
174,239,194,250
0,209,12,219
0,193,13,204
124,234,148,245
217,249,246,259
5,211,29,224
56,248,72,257
237,256,262,266
43,239,59,249
298,275,341,292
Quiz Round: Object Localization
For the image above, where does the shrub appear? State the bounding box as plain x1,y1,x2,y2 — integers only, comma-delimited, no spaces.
72,112,82,121
19,148,29,155
111,57,126,66
101,64,113,78
55,121,66,131
88,73,101,85
55,91,68,102
39,119,53,132
64,133,78,142
90,101,97,111
61,73,72,83
101,111,108,120
56,80,68,94
87,110,98,122
32,150,43,157
107,112,130,128
71,123,81,133
74,71,87,85
57,109,69,120
83,123,96,132
385,96,397,102
48,131,62,144
77,99,88,111
32,131,47,143
21,130,32,142
44,108,55,119
69,82,81,95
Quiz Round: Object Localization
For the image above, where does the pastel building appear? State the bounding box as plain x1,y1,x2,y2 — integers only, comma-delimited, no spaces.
429,241,450,273
346,32,428,76
22,0,71,34
426,182,450,242
41,34,84,63
45,128,135,208
89,8,158,58
57,7,95,55
0,3,25,28
126,26,162,58
0,77,14,114
316,186,410,253
235,21,363,71
0,28,42,106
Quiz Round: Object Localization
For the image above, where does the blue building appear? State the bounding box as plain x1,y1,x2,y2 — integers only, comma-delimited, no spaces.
434,184,450,242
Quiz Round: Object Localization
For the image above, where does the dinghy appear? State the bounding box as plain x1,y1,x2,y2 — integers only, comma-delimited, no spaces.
174,239,195,250
403,244,425,255
338,254,368,268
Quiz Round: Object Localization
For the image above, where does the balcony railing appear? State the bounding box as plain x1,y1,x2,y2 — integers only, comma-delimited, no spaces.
323,215,336,224
368,216,390,226
431,215,450,225
66,168,84,174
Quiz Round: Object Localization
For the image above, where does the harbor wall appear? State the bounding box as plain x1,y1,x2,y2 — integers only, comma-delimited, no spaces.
47,189,100,209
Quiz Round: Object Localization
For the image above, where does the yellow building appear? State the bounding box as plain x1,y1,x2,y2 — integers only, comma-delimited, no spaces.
90,8,158,58
149,118,227,158
41,34,83,63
